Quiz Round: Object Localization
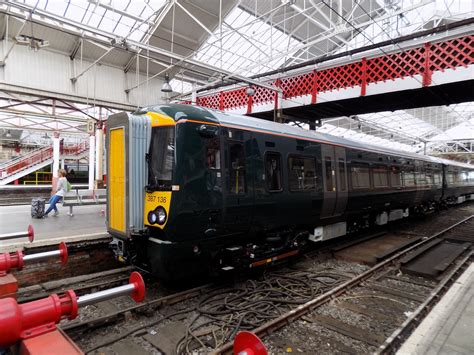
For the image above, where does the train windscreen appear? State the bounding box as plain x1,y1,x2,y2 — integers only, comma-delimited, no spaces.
147,126,175,189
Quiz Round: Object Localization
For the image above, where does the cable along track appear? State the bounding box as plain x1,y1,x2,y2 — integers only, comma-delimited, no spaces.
211,215,474,354
62,212,473,354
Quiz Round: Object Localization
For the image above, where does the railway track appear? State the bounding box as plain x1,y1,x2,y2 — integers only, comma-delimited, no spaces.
37,204,472,354
211,215,474,354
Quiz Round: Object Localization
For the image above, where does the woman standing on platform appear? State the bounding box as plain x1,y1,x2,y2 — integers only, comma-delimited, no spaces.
43,169,69,217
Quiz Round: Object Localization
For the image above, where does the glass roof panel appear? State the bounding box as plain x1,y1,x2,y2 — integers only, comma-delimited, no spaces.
23,0,166,42
194,7,301,76
337,0,474,53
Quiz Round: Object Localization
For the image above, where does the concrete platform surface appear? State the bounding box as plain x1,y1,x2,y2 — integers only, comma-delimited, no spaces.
398,263,474,355
0,204,107,251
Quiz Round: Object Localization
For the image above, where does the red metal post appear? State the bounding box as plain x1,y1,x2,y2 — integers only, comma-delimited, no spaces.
247,93,253,115
361,57,367,96
219,92,224,111
422,42,432,87
274,79,282,110
311,70,318,104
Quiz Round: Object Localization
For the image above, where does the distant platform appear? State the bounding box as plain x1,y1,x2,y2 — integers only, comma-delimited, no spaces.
0,184,88,190
0,204,108,252
0,184,90,206
398,262,474,354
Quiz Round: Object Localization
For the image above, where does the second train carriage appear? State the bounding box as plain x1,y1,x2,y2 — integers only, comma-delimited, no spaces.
106,104,474,280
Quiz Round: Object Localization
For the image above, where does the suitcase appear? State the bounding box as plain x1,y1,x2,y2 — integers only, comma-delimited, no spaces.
31,198,46,218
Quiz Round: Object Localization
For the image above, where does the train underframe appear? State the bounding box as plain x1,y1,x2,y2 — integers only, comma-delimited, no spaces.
111,192,473,281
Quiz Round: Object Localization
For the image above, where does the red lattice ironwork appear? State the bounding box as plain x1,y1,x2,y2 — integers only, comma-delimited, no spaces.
196,93,220,110
280,72,314,99
429,35,474,72
222,88,248,109
317,62,363,92
366,46,425,83
193,35,473,111
253,85,276,106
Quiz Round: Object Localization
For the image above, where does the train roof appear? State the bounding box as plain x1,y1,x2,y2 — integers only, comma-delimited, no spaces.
139,104,474,170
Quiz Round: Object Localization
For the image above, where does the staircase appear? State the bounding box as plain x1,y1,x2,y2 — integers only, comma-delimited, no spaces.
0,141,89,185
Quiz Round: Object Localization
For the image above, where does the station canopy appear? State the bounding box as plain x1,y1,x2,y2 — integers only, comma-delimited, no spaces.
0,0,473,158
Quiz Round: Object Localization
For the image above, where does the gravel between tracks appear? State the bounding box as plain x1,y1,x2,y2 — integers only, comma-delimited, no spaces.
65,203,474,354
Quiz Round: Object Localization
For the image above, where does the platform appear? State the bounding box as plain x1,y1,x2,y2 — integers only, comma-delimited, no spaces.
398,262,474,355
0,204,107,252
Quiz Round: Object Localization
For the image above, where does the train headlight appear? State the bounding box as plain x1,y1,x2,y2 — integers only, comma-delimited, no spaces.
155,206,167,225
147,211,158,225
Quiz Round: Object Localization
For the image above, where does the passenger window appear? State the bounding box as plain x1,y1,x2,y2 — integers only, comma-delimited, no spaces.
288,156,316,191
350,162,370,189
228,142,246,194
416,171,427,186
325,157,334,192
403,169,416,187
446,172,454,184
338,159,346,192
434,172,442,186
206,137,220,169
373,165,388,188
390,166,401,187
265,152,282,192
425,170,434,185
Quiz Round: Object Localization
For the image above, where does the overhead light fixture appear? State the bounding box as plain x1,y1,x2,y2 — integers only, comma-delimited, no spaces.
246,85,255,97
161,74,172,93
14,35,49,50
14,35,31,46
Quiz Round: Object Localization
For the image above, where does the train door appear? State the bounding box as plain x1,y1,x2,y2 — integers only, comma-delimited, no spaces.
321,145,348,218
222,129,254,235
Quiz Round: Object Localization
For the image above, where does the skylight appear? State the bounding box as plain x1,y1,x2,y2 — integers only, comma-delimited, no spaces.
21,0,166,42
194,6,301,76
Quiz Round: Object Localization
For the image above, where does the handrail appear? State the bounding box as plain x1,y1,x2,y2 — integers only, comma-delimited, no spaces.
0,141,89,180
0,146,51,169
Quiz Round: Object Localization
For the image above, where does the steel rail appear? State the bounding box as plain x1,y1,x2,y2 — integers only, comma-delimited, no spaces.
378,251,473,354
211,214,474,354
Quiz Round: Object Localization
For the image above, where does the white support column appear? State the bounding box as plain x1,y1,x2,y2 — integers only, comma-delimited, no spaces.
191,84,197,105
52,133,60,192
95,127,104,181
88,134,95,190
61,159,65,169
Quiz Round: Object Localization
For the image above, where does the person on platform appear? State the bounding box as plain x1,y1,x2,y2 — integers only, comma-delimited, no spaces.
43,169,69,217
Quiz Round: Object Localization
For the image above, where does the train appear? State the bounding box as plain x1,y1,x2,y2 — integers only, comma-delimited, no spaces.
106,104,474,280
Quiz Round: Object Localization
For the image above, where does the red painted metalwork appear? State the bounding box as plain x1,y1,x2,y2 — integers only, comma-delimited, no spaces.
192,35,473,112
422,43,432,87
0,274,19,299
0,141,88,182
233,331,267,355
0,251,24,275
0,272,145,348
0,242,68,275
28,225,34,243
20,329,83,355
361,57,367,96
311,70,318,104
0,290,78,347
